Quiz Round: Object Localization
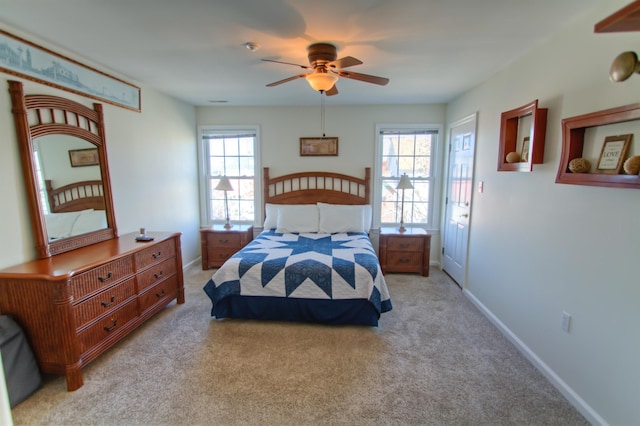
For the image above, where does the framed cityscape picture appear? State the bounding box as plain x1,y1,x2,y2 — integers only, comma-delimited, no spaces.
0,29,141,111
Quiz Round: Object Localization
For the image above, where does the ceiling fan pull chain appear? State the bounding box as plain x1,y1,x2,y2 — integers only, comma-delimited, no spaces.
321,91,326,138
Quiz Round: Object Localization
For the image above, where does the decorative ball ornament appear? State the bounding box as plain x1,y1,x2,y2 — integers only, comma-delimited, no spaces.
568,158,591,173
506,152,521,163
623,155,640,175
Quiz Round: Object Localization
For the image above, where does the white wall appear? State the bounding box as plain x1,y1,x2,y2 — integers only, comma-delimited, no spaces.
446,1,640,424
0,30,200,268
196,104,447,259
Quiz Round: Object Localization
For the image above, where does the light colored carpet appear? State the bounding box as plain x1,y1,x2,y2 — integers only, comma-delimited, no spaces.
11,264,587,425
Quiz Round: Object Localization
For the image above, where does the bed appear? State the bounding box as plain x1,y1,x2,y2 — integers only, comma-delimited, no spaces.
203,168,392,326
44,179,108,240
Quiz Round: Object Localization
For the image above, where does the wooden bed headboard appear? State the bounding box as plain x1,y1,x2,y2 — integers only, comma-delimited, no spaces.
45,179,106,213
263,168,371,207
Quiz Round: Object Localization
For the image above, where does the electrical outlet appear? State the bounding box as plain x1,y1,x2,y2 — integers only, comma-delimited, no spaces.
561,311,571,333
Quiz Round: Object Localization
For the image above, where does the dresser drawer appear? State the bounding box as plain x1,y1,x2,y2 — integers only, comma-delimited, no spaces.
134,239,176,270
206,233,242,248
387,252,424,272
70,256,134,300
74,278,136,329
206,247,237,266
136,257,177,292
386,236,424,252
138,275,178,314
78,299,138,354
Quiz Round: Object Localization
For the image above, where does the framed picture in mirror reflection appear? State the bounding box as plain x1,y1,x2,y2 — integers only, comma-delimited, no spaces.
69,148,99,167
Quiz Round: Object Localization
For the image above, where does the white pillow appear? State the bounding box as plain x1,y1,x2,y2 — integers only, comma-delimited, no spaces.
317,203,372,233
71,210,108,236
264,203,317,230
263,203,278,229
275,204,319,233
45,211,82,240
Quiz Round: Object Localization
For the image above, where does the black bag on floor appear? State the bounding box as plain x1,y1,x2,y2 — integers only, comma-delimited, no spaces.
0,315,41,407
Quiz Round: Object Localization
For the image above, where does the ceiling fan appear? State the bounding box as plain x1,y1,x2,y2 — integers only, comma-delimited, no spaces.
262,42,389,95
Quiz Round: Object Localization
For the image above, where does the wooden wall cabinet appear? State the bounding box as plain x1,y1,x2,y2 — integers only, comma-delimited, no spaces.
555,2,640,189
497,99,547,172
555,103,640,189
594,0,640,33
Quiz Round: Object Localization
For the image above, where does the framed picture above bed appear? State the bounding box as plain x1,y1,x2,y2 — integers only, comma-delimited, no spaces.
300,137,338,156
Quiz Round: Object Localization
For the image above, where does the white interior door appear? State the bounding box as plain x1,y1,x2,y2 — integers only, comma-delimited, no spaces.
442,113,477,287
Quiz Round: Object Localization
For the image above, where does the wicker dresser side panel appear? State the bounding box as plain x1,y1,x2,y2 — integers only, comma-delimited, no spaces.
0,278,80,367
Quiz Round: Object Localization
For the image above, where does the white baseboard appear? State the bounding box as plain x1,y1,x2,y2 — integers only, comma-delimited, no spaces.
183,256,201,270
463,289,607,426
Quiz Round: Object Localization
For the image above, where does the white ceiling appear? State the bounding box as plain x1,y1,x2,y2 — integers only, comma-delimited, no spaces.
0,0,602,107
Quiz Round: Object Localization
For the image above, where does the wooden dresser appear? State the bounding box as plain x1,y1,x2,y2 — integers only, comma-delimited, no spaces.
378,227,431,277
200,224,253,269
0,231,184,391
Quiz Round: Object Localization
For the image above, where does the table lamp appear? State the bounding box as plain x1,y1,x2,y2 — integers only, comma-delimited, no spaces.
396,173,413,232
214,176,233,229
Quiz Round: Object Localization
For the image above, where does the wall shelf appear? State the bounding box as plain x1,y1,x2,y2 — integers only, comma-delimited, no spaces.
594,0,640,33
555,103,640,189
497,99,547,172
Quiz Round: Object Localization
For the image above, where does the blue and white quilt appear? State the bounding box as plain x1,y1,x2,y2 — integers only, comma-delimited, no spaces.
204,230,392,323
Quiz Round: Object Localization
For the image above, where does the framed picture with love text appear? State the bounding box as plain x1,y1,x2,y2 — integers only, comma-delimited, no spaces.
596,134,631,174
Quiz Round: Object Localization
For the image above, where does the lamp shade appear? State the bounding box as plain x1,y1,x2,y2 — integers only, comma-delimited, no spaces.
396,173,413,190
214,176,233,191
306,72,338,92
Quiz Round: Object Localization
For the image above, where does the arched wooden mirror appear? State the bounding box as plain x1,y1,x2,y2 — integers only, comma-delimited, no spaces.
9,80,117,258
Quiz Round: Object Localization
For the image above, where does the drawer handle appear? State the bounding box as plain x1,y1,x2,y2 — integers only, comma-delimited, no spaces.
104,319,118,332
101,296,115,307
399,243,410,249
154,271,164,279
155,289,165,298
98,272,113,283
152,251,162,259
399,258,410,263
218,239,229,244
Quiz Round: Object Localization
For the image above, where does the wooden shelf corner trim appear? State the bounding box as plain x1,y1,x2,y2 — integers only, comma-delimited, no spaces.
556,103,640,189
594,0,640,33
497,99,548,172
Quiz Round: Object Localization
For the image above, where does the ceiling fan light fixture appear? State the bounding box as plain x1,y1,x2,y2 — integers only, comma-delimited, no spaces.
609,51,640,82
306,72,338,92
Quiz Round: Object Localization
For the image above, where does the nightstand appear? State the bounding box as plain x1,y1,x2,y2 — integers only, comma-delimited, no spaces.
378,227,431,277
200,224,253,270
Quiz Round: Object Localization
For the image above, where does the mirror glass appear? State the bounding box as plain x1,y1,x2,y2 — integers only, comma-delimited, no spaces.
34,135,108,242
9,80,117,258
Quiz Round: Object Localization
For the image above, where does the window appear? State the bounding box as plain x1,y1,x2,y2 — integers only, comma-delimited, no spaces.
376,126,439,228
198,126,260,226
32,142,50,214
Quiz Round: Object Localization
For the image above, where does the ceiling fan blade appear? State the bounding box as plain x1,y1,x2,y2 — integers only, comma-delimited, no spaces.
337,70,389,86
325,85,339,96
266,74,307,87
261,58,311,70
327,56,363,70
